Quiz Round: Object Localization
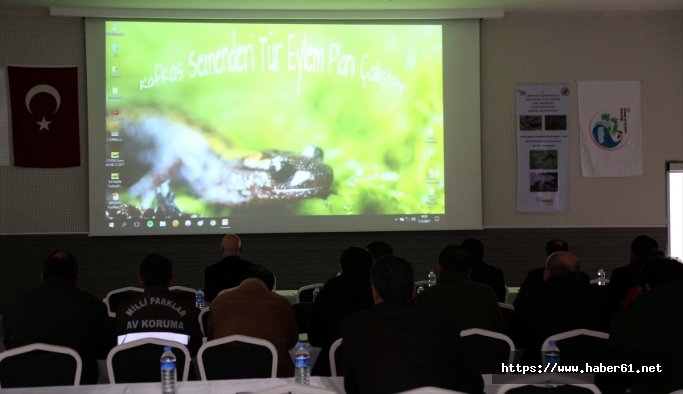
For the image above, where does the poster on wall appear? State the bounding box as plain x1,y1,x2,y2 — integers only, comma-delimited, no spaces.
578,80,642,177
0,68,9,166
516,83,570,213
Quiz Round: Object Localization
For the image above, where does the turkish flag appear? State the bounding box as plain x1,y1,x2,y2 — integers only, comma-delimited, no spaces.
7,66,80,168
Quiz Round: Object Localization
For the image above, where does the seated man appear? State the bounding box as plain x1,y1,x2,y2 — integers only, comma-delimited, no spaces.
3,251,115,384
309,246,374,376
598,256,683,394
462,238,507,303
512,251,600,363
416,244,504,333
209,264,298,377
115,254,202,354
204,233,254,302
340,256,483,394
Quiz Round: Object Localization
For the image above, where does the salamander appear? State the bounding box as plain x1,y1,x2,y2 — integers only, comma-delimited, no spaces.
114,111,333,213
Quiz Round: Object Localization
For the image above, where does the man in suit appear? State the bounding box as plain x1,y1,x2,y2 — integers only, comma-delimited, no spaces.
3,251,115,384
604,235,661,316
512,251,600,363
309,246,374,375
416,244,504,333
461,238,507,303
340,256,483,394
204,233,254,302
209,264,298,377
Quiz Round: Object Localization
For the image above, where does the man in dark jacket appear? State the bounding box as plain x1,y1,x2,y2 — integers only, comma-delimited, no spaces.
204,233,254,302
340,256,483,394
3,251,115,384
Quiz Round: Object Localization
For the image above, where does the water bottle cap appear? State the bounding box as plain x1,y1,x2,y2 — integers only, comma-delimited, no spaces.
164,346,172,351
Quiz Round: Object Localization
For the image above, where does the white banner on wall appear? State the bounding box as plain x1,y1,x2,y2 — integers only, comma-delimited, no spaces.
516,83,570,213
0,68,9,166
578,81,642,177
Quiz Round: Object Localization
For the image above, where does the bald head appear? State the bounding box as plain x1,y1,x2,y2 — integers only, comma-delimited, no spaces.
544,251,579,280
221,234,242,256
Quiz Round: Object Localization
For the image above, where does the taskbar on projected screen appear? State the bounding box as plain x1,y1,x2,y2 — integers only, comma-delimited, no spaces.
103,214,446,234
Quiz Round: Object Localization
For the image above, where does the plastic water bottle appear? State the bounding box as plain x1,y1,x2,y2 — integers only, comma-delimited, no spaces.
544,340,561,365
195,287,205,309
294,342,311,385
312,287,320,302
160,346,177,394
427,270,437,287
597,268,607,286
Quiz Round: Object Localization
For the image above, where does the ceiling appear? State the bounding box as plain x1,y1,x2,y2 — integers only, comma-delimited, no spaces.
1,0,682,12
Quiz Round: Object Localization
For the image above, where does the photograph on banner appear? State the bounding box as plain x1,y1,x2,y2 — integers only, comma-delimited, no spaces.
578,81,642,177
515,83,570,213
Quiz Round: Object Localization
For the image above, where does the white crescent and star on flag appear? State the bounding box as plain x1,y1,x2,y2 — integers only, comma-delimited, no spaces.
24,84,61,132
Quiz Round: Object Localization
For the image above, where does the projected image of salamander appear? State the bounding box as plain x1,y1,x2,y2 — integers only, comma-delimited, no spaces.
115,110,334,217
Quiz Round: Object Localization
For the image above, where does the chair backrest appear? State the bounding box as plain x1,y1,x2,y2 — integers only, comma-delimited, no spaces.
460,328,515,374
169,285,198,306
196,335,278,380
106,338,191,383
541,329,610,366
198,307,211,338
103,286,144,317
329,337,343,377
296,283,325,303
0,343,82,388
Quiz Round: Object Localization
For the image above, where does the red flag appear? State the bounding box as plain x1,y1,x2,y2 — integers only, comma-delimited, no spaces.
8,66,80,168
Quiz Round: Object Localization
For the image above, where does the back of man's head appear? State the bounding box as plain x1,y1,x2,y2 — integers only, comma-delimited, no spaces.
545,239,569,256
366,241,393,261
42,251,79,285
461,238,484,264
636,256,683,289
341,247,373,275
139,254,173,288
544,251,579,279
370,256,414,303
240,264,276,291
439,245,472,274
630,235,659,263
221,233,242,256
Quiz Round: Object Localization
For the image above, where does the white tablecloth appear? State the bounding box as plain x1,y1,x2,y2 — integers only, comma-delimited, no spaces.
0,376,345,393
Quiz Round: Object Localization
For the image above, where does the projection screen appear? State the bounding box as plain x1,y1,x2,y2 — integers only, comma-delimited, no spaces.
85,18,482,235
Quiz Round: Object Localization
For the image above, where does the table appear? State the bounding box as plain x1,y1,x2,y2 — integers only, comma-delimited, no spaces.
0,376,345,393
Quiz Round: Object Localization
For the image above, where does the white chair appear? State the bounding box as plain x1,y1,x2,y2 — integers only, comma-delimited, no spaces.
106,338,191,383
196,335,278,380
296,283,325,303
589,278,610,285
328,337,343,377
498,302,514,310
102,286,143,317
168,285,198,294
460,328,516,366
541,329,609,352
0,343,82,388
198,307,211,338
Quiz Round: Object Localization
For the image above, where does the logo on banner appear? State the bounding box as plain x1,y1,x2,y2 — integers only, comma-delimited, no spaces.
589,109,631,150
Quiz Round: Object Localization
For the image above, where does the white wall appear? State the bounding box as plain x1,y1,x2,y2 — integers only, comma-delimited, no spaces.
0,8,681,233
